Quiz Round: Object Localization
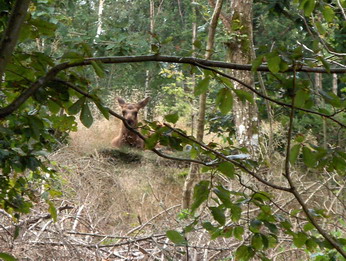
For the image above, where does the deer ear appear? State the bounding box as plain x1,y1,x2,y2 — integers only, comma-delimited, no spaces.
137,97,150,109
117,97,126,106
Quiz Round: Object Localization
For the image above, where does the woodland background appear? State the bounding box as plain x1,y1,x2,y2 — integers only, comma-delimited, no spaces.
0,0,346,260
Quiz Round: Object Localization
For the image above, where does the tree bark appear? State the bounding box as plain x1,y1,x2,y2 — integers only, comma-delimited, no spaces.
182,0,223,209
0,0,31,81
224,0,259,149
144,0,155,121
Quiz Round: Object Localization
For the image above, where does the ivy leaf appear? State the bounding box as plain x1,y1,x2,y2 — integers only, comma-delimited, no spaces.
290,144,301,164
194,77,210,96
216,88,233,115
209,207,226,226
80,101,93,128
166,230,186,245
217,161,235,179
68,97,86,115
0,253,17,261
191,180,210,213
165,112,179,124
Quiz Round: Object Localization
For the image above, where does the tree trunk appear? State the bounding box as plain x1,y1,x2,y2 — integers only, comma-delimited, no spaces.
315,73,327,148
0,0,31,81
224,0,259,149
332,73,338,95
182,0,223,209
144,0,155,121
95,0,105,40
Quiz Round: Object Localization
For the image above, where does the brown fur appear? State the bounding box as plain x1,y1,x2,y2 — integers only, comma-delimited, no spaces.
111,97,150,149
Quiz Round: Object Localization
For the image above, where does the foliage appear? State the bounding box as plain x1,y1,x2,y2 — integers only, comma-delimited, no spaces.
0,0,345,260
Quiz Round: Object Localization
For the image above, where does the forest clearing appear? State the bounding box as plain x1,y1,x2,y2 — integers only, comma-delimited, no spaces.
0,0,346,260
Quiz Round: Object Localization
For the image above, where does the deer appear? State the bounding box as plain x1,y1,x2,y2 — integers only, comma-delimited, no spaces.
111,97,150,149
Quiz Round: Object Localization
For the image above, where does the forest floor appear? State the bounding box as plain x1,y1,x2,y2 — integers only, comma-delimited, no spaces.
0,118,344,260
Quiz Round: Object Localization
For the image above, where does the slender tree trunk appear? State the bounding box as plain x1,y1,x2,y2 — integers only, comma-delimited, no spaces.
332,73,338,95
315,73,327,148
182,0,223,209
190,2,197,136
224,0,259,150
144,0,155,121
0,0,31,81
95,0,105,40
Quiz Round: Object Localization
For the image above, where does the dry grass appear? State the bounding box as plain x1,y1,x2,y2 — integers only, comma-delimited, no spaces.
1,118,345,260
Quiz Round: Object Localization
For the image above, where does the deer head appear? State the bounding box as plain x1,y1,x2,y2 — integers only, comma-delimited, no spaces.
117,97,150,127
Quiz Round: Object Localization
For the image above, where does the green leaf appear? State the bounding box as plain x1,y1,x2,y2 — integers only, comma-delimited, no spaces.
294,89,309,107
166,230,186,245
289,144,301,164
30,18,57,36
191,181,210,213
80,101,93,128
230,204,242,222
91,61,106,78
303,222,315,231
213,186,232,208
68,97,86,115
94,101,110,120
322,5,335,22
145,133,159,150
217,161,235,179
250,219,262,233
293,232,308,248
194,77,210,96
0,253,17,261
300,0,315,16
28,116,44,140
234,226,244,240
235,245,254,261
209,207,226,226
315,21,326,35
47,100,61,114
165,112,179,124
47,200,57,222
252,55,263,72
219,77,234,89
317,57,330,74
234,89,254,104
302,146,317,168
267,55,281,73
251,234,263,250
305,238,318,252
216,88,233,115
